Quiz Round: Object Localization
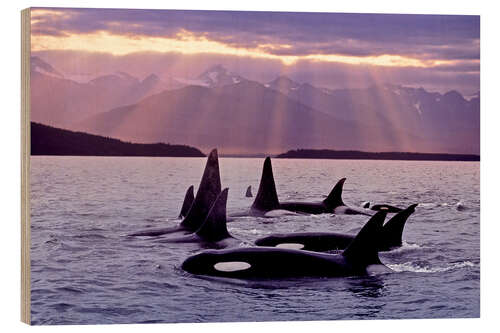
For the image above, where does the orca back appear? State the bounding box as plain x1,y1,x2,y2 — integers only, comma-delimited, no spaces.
371,204,404,213
196,188,231,242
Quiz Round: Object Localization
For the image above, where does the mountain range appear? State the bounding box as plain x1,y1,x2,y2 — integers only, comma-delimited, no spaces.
30,57,182,126
31,57,480,155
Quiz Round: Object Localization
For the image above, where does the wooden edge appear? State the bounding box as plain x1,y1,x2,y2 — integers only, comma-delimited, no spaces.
21,7,31,325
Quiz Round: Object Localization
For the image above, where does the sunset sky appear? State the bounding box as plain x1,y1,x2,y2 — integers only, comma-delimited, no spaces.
31,8,480,95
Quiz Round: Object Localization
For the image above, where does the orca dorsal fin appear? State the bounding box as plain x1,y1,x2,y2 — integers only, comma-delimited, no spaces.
342,211,387,266
181,149,222,231
251,157,280,212
323,178,346,209
179,185,195,218
196,188,231,242
245,185,253,197
381,204,418,248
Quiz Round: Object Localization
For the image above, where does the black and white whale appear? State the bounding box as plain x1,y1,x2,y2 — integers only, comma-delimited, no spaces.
249,157,371,216
128,149,222,237
181,211,391,278
179,185,195,218
254,204,418,252
156,189,245,248
361,201,404,213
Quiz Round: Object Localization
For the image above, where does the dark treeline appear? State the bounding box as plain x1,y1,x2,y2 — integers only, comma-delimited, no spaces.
31,122,205,157
276,149,479,161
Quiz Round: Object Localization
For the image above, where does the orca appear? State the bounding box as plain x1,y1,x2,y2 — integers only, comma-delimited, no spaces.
377,204,418,250
179,185,195,218
249,157,280,215
127,149,222,237
156,189,244,248
456,202,467,211
249,157,370,216
362,202,404,213
181,211,391,279
254,204,418,252
245,186,253,198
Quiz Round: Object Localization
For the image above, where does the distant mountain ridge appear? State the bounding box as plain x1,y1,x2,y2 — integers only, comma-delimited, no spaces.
76,79,450,154
31,122,205,157
31,59,480,155
266,78,479,154
277,149,479,161
30,57,183,127
31,56,64,79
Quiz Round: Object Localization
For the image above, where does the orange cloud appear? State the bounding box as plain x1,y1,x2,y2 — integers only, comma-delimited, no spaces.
31,27,453,68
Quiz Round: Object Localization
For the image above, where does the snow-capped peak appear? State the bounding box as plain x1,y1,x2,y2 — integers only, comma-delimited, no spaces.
268,76,301,92
197,64,245,88
142,74,160,85
115,71,136,80
30,56,64,79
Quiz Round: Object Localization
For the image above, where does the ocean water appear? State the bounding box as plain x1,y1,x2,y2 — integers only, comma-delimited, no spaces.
30,156,480,325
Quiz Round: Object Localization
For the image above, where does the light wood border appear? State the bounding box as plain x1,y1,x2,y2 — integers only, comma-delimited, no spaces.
21,7,31,325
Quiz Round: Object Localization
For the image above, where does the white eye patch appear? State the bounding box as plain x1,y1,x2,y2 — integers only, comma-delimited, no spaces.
275,243,304,250
214,261,251,272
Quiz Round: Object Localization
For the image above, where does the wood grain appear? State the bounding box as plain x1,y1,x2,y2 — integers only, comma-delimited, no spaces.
21,7,31,325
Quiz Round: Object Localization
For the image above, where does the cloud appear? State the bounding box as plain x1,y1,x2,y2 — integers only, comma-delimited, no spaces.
30,8,480,95
31,8,479,63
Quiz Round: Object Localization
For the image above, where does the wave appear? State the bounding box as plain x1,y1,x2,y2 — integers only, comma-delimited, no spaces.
388,261,476,273
44,237,59,245
383,241,425,255
144,217,171,223
419,202,438,209
72,233,107,239
437,202,468,211
398,241,424,250
244,228,268,236
56,286,85,294
414,201,470,212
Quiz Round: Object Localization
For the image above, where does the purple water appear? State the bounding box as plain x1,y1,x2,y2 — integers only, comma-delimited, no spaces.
30,156,480,324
